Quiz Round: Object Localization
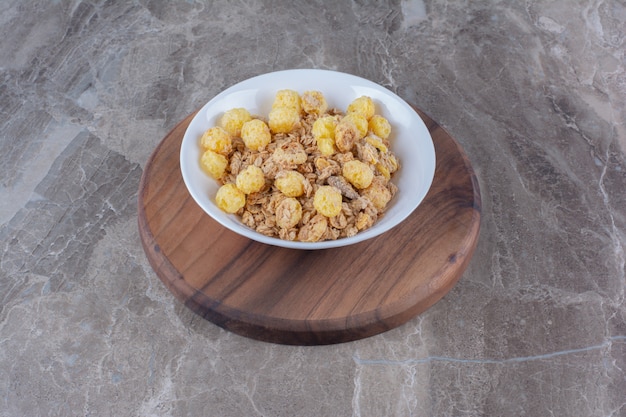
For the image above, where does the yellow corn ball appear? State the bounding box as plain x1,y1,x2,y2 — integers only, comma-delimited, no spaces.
235,165,266,194
361,177,392,211
301,90,328,115
368,115,391,140
342,160,374,189
365,135,388,153
342,113,368,139
275,170,306,197
268,107,300,133
241,119,271,150
219,108,252,137
275,197,302,229
200,149,228,179
313,185,343,217
316,137,336,156
347,96,375,120
215,183,246,213
200,126,232,154
334,119,359,152
272,89,302,113
312,115,338,139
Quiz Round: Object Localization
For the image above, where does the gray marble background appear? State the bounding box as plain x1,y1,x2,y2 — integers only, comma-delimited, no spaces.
1,1,625,416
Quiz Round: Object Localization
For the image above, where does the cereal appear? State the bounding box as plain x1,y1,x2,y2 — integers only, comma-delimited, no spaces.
312,115,338,140
313,185,343,218
215,183,246,213
368,115,391,139
201,126,232,155
297,214,328,242
365,135,388,153
361,176,392,210
347,96,375,120
236,165,266,194
342,160,374,189
241,119,271,150
199,90,400,242
342,113,368,139
273,89,302,113
301,90,328,115
272,142,308,167
275,170,306,197
316,137,336,157
276,197,302,229
327,175,359,199
219,108,251,137
334,119,359,152
201,149,228,179
268,107,300,133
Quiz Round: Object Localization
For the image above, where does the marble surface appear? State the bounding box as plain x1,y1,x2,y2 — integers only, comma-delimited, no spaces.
1,0,625,416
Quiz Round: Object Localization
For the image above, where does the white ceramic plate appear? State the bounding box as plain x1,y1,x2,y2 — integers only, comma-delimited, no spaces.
180,69,435,249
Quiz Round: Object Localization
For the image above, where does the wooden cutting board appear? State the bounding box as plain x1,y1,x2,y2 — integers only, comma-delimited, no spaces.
137,107,481,345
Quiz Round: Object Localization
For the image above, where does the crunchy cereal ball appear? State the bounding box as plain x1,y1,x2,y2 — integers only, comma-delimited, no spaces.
334,119,359,152
361,177,392,211
268,107,300,133
313,185,343,217
200,126,232,154
215,183,246,213
275,170,306,197
342,113,368,139
316,137,336,156
200,149,228,179
276,197,302,229
272,89,302,113
312,116,338,139
297,214,328,242
219,108,252,137
241,119,271,150
368,115,391,140
236,165,266,194
347,96,375,120
301,91,328,115
342,160,374,189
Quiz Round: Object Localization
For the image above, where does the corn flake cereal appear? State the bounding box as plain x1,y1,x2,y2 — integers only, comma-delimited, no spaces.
198,91,400,242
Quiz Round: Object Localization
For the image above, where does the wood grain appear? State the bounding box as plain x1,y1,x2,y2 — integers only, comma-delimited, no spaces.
137,107,481,345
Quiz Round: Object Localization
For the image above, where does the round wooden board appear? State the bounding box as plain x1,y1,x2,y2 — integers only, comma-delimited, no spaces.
137,107,481,345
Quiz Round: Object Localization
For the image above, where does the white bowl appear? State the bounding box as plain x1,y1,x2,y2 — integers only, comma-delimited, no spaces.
180,69,435,250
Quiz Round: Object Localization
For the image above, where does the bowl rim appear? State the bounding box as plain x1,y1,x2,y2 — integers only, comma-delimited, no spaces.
180,68,436,250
